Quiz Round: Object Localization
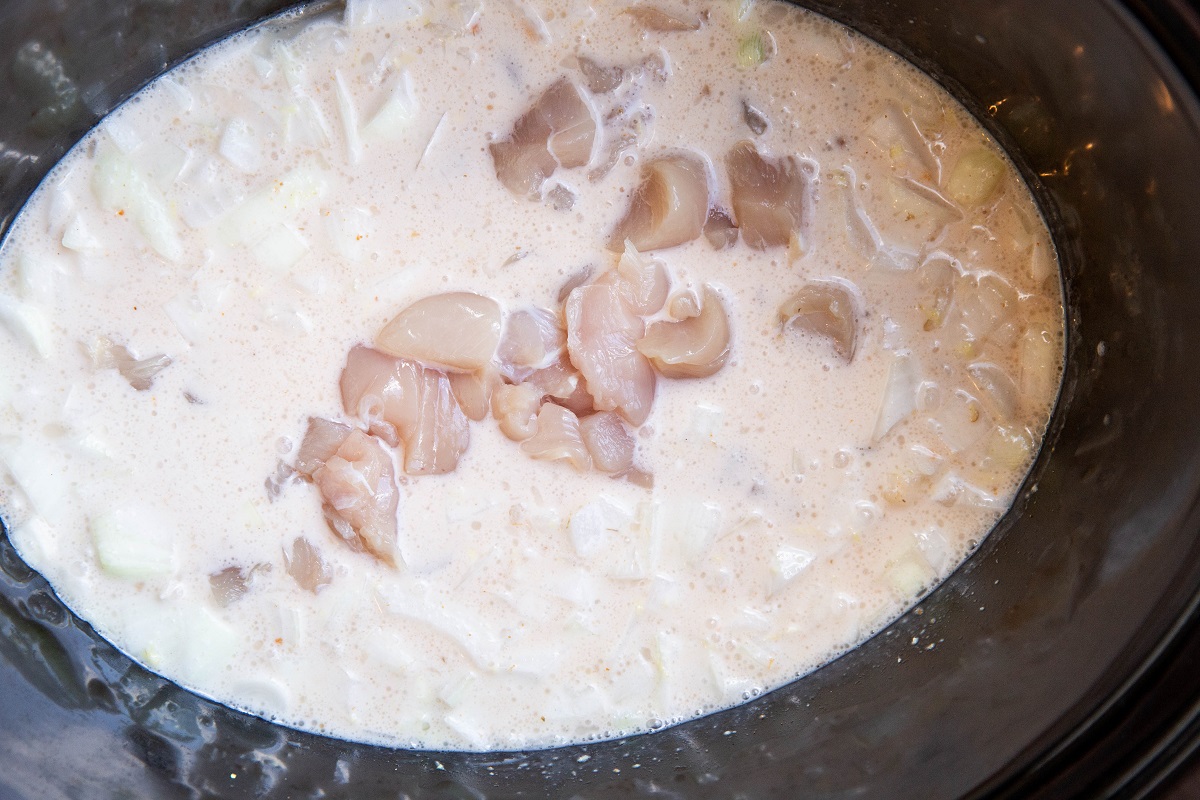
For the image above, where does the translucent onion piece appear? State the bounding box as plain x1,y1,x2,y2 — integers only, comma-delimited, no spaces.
946,148,1005,207
449,366,499,422
580,411,635,473
497,306,565,381
89,336,172,391
489,78,597,198
614,241,670,315
703,207,738,250
916,255,958,331
284,537,332,593
779,279,862,362
872,353,919,442
966,362,1020,421
624,5,703,31
376,292,502,372
727,140,811,250
638,286,731,378
521,404,592,471
310,428,399,565
565,283,657,425
491,383,542,442
608,154,710,252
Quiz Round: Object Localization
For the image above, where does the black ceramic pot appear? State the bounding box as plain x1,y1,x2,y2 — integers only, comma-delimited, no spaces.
2,1,1199,798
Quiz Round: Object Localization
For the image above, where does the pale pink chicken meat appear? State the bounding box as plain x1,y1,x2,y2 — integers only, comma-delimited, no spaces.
490,78,598,199
491,383,543,441
296,419,399,566
376,292,502,372
609,154,711,252
624,5,704,32
449,367,500,422
339,345,470,475
497,307,565,381
284,537,332,593
526,354,597,416
638,286,731,378
608,242,670,315
521,404,592,471
727,140,812,250
565,283,657,425
779,279,862,362
580,411,636,473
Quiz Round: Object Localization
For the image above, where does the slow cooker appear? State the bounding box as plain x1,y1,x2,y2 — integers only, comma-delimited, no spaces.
2,0,1199,797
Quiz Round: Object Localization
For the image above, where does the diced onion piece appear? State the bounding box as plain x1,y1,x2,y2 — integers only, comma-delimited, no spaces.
946,148,1005,207
376,292,502,372
580,411,635,473
888,551,936,598
90,509,175,581
1020,324,1060,404
449,367,499,422
624,5,703,31
727,140,811,250
770,545,815,594
737,30,776,67
492,383,543,442
311,428,399,565
521,404,592,471
872,353,919,442
916,255,958,330
608,154,710,252
565,283,657,425
362,70,417,140
614,241,670,315
284,537,332,593
0,296,53,358
967,362,1020,421
779,279,862,362
638,286,731,378
92,149,183,261
490,78,598,199
928,389,990,453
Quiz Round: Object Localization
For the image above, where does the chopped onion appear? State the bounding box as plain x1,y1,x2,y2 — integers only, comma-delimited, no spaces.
967,362,1019,421
872,353,918,442
92,149,183,261
218,117,263,172
90,507,176,581
947,148,1006,207
0,296,53,358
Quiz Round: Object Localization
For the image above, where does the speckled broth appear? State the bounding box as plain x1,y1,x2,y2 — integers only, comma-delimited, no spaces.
0,0,1062,750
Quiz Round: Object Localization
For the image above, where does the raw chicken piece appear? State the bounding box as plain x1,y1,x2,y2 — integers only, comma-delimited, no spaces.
497,306,565,381
491,383,542,441
703,207,738,250
298,420,399,566
376,292,502,372
611,242,670,315
449,367,500,421
295,416,354,477
284,537,332,593
727,140,812,249
339,346,470,475
779,279,862,362
638,286,731,378
527,353,597,416
490,78,598,198
624,5,703,32
580,411,635,473
89,336,172,391
565,283,656,425
521,404,592,470
609,154,710,251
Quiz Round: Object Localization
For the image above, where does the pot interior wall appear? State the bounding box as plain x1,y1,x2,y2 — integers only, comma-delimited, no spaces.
1,1,1199,798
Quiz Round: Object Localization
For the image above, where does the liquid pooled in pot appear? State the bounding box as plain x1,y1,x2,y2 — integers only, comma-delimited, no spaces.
0,0,1063,750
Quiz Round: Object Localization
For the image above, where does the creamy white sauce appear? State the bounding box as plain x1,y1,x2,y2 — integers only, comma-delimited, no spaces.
0,0,1063,750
